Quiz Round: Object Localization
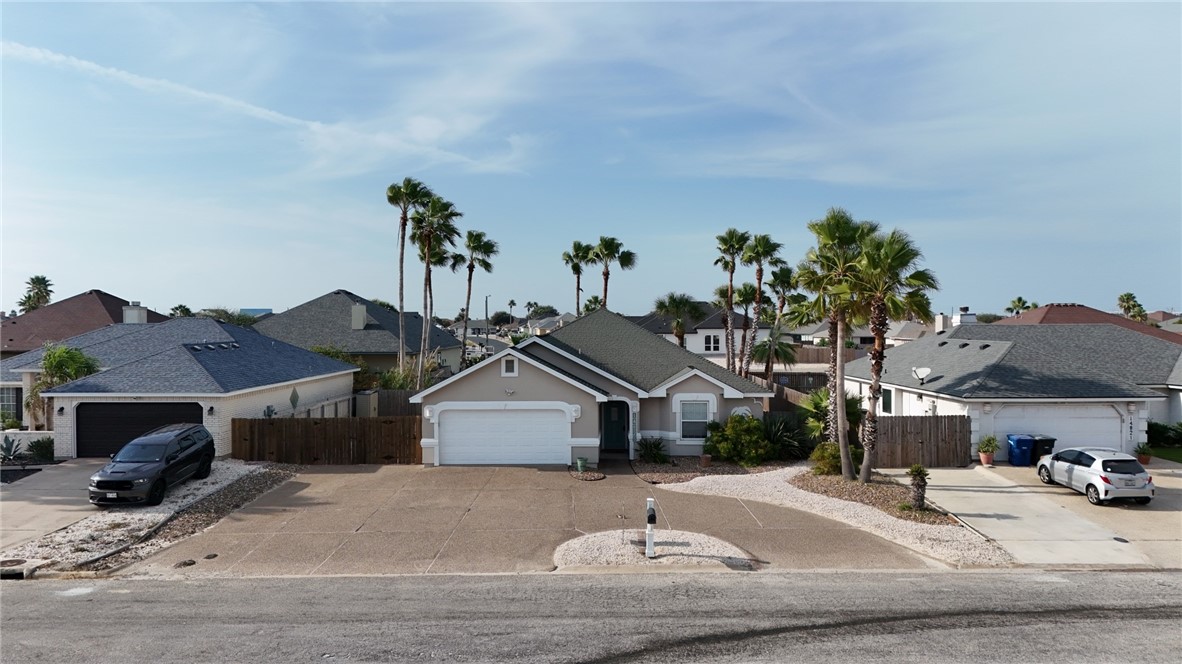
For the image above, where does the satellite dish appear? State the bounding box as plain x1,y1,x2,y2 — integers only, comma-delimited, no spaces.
912,367,932,384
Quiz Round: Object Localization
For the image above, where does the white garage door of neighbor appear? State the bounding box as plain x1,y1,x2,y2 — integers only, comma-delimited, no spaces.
438,409,571,465
993,404,1123,455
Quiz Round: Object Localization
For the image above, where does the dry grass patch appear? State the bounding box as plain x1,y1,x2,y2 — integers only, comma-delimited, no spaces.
789,472,958,526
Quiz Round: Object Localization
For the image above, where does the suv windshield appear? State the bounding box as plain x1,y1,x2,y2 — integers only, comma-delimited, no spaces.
1102,460,1144,475
113,443,166,463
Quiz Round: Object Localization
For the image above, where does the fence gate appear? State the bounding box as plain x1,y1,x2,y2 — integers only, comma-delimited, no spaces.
873,415,971,467
232,417,421,465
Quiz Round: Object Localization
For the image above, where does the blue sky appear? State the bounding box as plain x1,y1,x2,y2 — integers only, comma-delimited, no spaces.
4,2,1180,321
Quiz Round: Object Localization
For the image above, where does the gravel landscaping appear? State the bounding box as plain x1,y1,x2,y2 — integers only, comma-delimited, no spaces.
631,457,793,484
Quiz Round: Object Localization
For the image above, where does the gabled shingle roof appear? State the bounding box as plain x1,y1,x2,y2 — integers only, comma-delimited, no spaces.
629,302,767,336
846,323,1179,400
994,303,1182,345
539,309,768,394
28,319,355,395
252,289,459,356
1,290,168,355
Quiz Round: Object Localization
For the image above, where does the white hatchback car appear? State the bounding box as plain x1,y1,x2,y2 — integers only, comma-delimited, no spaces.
1036,447,1154,506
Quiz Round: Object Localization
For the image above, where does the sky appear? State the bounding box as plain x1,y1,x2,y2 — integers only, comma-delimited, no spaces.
3,1,1180,322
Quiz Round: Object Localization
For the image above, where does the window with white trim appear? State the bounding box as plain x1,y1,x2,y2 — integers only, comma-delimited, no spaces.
881,388,893,414
501,357,518,377
680,401,709,439
704,335,720,352
0,388,20,423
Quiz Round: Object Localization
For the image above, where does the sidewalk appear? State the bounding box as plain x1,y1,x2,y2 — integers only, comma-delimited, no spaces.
0,459,106,551
882,464,1152,567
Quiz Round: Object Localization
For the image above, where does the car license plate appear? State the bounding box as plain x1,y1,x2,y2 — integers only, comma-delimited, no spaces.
1122,480,1135,487
106,492,118,498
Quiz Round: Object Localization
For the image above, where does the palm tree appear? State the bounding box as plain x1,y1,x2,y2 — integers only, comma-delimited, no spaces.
751,320,797,376
1117,292,1139,318
410,196,462,387
653,292,705,348
386,177,435,369
583,295,603,313
525,301,539,320
590,237,636,310
562,241,595,316
741,234,785,376
19,275,54,313
733,282,759,376
764,266,798,378
852,229,940,483
1006,296,1031,316
24,343,99,429
418,243,466,359
714,229,751,373
169,304,193,318
459,230,499,363
795,208,879,481
1129,304,1149,323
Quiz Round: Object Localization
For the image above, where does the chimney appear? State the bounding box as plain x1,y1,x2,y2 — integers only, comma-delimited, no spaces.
351,304,367,330
952,306,976,327
933,313,951,333
123,301,148,324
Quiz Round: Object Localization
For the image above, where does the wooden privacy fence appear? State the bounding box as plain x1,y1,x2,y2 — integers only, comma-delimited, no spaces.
377,389,421,416
873,415,971,468
232,417,421,465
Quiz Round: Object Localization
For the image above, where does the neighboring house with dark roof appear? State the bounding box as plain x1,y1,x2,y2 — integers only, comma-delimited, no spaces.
845,324,1182,461
628,302,772,368
253,290,462,374
885,320,933,347
411,309,771,466
0,293,168,424
2,318,356,458
995,303,1182,345
528,313,577,336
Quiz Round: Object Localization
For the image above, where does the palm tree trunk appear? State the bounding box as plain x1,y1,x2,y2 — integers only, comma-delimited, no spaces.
859,301,888,483
398,211,408,369
743,268,765,377
575,273,582,316
462,263,475,367
835,311,854,481
417,237,432,389
602,265,611,310
738,315,752,378
725,271,736,373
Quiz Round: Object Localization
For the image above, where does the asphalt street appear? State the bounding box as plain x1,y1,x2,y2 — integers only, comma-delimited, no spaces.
3,571,1181,663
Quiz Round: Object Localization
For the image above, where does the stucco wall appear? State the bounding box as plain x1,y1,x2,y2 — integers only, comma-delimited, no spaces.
638,374,765,456
51,373,354,457
417,356,601,440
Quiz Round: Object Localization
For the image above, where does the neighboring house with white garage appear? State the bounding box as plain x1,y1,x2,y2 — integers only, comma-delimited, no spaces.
2,318,356,458
411,309,771,467
845,324,1182,461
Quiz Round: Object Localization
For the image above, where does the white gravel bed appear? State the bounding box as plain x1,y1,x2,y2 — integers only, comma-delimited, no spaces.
659,466,1015,568
555,529,756,570
3,460,262,568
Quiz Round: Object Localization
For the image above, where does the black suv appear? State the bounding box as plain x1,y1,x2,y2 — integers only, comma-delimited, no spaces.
89,423,216,506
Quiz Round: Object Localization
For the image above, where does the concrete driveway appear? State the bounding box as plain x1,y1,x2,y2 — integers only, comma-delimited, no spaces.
0,459,107,551
128,462,929,577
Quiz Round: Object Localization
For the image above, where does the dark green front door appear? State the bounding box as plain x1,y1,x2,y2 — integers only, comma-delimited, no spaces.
602,402,629,451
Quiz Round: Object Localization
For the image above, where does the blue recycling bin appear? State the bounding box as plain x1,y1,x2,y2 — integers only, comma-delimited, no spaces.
1007,434,1034,466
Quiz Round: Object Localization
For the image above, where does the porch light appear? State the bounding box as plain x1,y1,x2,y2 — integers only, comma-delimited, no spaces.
207,406,215,415
56,406,65,415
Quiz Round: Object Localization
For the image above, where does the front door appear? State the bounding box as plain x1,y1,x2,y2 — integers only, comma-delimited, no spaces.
601,402,629,452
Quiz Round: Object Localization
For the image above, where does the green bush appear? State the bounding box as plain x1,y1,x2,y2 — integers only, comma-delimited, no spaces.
27,437,54,461
0,411,20,430
1147,421,1182,447
762,414,814,461
705,415,772,467
808,441,864,475
636,437,669,464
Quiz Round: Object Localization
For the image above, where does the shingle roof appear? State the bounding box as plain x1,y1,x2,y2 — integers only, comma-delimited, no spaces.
30,319,355,395
628,302,767,336
994,303,1182,345
252,290,459,356
540,309,769,394
846,323,1179,400
1,290,168,355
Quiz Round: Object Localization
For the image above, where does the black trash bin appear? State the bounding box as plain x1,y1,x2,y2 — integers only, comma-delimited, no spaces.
1031,435,1057,464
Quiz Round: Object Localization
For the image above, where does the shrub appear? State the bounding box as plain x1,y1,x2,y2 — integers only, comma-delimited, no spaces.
762,414,814,461
0,411,20,430
1147,421,1182,448
977,435,1000,454
907,464,930,510
636,437,669,464
705,415,772,467
27,437,54,461
808,441,864,475
1,435,22,464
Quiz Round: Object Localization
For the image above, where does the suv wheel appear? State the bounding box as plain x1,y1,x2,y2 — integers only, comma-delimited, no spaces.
194,455,213,480
1085,484,1103,505
146,480,166,506
1038,466,1055,485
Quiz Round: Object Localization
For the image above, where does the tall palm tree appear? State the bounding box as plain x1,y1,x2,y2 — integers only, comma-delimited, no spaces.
853,229,940,483
525,301,539,320
386,177,435,368
714,229,751,373
19,275,54,313
733,282,760,376
741,234,785,376
795,208,879,481
169,304,193,318
508,299,517,326
562,241,595,316
764,266,798,378
1005,296,1030,316
459,230,499,363
751,320,797,376
590,236,636,311
653,292,705,348
1117,292,1138,318
410,196,462,387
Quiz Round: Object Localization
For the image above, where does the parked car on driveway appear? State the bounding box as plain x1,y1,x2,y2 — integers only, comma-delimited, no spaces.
89,423,215,507
1037,447,1154,506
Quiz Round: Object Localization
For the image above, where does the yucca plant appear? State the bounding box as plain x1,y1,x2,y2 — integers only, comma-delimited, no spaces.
907,464,930,510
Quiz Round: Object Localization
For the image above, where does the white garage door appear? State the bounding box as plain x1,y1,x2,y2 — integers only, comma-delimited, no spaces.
993,404,1123,458
437,409,571,465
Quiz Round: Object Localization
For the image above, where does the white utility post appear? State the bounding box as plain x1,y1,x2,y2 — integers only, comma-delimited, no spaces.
645,497,656,558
